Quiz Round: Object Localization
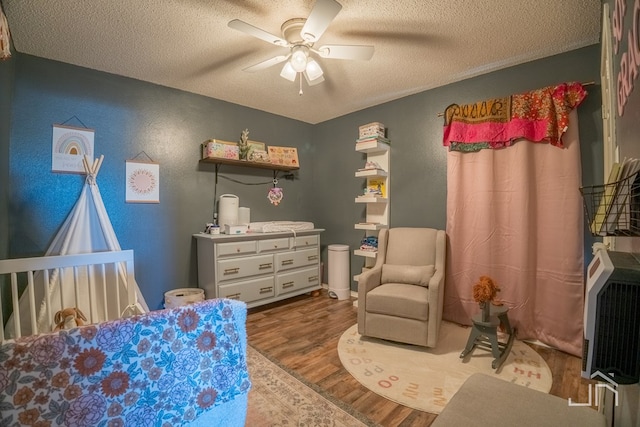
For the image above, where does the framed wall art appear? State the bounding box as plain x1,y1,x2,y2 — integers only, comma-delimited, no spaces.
126,159,159,203
51,124,95,173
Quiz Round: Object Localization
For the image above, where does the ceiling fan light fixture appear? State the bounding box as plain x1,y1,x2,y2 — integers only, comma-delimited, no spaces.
280,61,297,81
290,46,309,72
305,59,323,81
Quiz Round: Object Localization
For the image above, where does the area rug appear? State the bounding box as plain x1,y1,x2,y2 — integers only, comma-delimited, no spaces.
337,321,552,414
246,345,380,427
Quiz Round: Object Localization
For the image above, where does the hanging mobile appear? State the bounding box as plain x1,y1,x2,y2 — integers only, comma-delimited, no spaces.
268,177,284,206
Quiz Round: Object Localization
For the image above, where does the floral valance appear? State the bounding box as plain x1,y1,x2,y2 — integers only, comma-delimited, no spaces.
442,82,587,152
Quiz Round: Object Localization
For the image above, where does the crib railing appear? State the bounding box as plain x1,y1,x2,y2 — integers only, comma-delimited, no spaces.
0,250,136,341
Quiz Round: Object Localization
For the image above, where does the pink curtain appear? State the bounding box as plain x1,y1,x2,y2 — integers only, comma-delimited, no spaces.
443,109,584,356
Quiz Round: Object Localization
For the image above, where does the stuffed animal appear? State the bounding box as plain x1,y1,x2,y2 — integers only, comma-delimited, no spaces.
472,275,503,322
53,307,87,331
472,275,501,305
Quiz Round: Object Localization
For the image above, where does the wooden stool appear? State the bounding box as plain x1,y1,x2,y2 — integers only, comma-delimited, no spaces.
459,305,516,370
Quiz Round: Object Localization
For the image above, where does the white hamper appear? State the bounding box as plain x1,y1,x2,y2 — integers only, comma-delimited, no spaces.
328,244,350,300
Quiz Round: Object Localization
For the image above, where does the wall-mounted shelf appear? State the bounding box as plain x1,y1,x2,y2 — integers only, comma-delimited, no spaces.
354,249,378,258
355,140,390,154
354,127,390,284
355,223,386,231
355,196,388,203
355,169,388,178
199,157,299,172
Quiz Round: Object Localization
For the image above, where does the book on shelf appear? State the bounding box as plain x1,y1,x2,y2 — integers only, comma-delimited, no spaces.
356,135,391,145
365,178,386,197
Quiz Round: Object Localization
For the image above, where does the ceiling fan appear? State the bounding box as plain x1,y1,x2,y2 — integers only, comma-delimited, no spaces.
228,0,374,94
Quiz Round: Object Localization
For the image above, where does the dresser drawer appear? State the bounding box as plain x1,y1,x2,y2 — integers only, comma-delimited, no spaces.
218,276,275,303
217,254,274,282
293,235,319,248
216,241,257,257
258,237,290,252
275,248,319,271
276,266,320,295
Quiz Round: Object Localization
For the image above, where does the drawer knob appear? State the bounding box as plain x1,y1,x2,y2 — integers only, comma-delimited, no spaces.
308,276,318,282
224,267,240,275
308,255,318,261
225,293,241,300
259,286,273,294
282,259,294,266
259,263,273,270
282,281,295,288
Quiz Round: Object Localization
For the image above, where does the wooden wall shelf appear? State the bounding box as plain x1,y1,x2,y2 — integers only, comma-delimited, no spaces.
200,157,299,172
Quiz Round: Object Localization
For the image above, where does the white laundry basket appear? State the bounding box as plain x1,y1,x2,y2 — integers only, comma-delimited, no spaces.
328,244,351,300
164,288,205,309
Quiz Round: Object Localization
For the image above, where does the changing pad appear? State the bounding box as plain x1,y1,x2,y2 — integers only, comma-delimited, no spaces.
249,221,315,233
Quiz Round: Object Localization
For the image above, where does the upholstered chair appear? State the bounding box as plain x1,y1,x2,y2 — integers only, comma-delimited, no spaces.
357,227,446,347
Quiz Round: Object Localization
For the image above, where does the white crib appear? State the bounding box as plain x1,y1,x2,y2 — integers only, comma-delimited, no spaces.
0,250,139,341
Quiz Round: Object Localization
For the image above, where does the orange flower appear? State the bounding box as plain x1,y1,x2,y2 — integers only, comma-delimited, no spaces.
51,371,70,388
35,392,49,405
64,384,82,400
101,371,129,398
177,309,200,333
18,408,40,425
73,347,106,376
13,386,35,406
79,326,98,341
197,331,216,352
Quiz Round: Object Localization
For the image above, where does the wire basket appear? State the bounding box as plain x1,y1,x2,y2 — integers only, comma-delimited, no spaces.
580,174,640,237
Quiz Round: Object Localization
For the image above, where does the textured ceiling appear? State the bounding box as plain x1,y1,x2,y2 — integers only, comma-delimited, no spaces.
2,0,601,124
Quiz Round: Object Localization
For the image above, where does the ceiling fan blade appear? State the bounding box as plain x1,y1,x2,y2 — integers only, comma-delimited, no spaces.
228,19,289,47
317,44,374,60
300,0,342,43
243,55,290,72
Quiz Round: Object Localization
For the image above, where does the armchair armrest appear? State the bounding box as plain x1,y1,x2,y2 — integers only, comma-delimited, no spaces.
357,267,382,335
358,267,383,297
427,268,445,347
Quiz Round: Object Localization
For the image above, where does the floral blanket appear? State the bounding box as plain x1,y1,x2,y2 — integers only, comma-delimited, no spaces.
0,299,250,427
442,82,587,152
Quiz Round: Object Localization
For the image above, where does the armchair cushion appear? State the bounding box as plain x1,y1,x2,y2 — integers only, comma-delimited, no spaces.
381,264,435,287
366,283,429,320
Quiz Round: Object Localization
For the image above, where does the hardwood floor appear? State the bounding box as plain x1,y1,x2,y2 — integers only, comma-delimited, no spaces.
246,289,595,427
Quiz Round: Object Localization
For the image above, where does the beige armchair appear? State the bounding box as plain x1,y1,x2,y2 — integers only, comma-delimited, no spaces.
357,227,446,347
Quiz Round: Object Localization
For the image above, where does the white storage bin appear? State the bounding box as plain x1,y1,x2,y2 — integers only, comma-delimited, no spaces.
164,288,205,309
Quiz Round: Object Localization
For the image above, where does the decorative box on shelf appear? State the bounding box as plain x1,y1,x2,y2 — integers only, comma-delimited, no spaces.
202,139,239,160
268,146,299,167
359,122,386,139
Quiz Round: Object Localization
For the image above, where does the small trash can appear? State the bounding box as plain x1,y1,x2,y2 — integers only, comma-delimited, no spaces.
164,288,205,309
328,244,350,300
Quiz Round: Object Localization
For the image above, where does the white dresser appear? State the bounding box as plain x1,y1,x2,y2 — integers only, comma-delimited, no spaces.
194,229,323,308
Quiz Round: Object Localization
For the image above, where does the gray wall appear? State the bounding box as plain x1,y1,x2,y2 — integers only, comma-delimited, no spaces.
313,45,602,286
3,45,602,309
1,51,11,260
8,54,315,309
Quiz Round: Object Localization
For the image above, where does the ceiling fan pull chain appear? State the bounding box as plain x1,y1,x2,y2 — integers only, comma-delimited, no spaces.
299,75,303,96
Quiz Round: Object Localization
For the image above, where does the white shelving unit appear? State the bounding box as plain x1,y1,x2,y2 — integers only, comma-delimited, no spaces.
353,128,390,282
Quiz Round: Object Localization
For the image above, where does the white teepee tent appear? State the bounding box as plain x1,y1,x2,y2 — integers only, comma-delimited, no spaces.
6,155,149,337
